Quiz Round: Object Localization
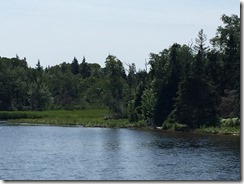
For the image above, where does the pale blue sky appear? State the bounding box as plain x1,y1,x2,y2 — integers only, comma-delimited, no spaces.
0,0,240,69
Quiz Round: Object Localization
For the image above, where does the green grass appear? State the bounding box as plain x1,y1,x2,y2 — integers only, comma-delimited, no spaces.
0,109,146,128
196,118,240,135
162,121,188,131
196,126,240,135
161,117,240,135
1,110,239,135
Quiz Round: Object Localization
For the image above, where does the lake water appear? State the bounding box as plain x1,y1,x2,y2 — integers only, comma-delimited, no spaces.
0,125,240,180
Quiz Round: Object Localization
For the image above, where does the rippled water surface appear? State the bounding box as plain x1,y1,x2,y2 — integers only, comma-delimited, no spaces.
0,125,240,180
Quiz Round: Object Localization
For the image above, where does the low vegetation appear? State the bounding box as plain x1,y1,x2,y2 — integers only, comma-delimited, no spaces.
0,109,146,128
0,110,239,135
195,118,240,135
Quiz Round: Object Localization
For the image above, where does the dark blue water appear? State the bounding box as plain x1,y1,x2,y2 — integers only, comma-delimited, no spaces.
0,125,240,180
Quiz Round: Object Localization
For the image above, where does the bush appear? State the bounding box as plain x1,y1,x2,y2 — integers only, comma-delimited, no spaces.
164,110,176,124
221,118,240,127
0,111,42,120
162,121,172,130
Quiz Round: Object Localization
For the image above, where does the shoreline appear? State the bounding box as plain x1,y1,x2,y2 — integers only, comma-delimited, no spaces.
1,120,240,136
0,110,240,136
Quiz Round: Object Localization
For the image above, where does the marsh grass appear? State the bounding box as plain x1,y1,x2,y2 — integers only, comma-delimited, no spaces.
1,110,238,134
161,117,240,135
0,109,146,128
196,118,240,135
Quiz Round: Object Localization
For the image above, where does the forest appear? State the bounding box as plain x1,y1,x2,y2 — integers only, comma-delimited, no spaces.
0,14,240,129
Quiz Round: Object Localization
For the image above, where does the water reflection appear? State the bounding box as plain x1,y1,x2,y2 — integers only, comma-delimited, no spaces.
0,126,240,180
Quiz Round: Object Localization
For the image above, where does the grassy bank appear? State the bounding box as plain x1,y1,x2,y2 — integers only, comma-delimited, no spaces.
195,126,240,135
0,109,145,128
161,118,240,135
195,118,240,135
0,110,239,135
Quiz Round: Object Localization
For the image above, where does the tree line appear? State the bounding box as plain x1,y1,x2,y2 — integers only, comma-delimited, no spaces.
0,14,240,128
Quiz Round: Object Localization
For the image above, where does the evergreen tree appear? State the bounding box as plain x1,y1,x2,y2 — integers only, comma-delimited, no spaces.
149,44,183,126
172,30,219,128
80,56,91,78
71,57,79,75
127,63,137,88
193,29,209,55
36,60,43,72
173,75,218,128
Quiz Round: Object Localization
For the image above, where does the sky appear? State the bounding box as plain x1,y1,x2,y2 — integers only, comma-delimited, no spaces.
0,0,240,70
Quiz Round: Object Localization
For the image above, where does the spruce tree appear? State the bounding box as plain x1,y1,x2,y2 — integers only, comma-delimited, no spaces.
71,57,79,75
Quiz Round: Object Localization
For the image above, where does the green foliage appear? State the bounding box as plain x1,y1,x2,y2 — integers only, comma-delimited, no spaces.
174,76,219,128
141,85,156,126
193,29,209,55
71,57,79,75
146,44,193,126
0,109,145,128
0,111,42,120
197,117,240,135
220,117,240,127
211,14,240,117
0,14,240,131
163,110,177,125
28,81,53,110
28,62,53,110
127,100,140,122
211,14,240,52
0,57,30,110
80,57,91,78
162,121,187,131
104,55,128,118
